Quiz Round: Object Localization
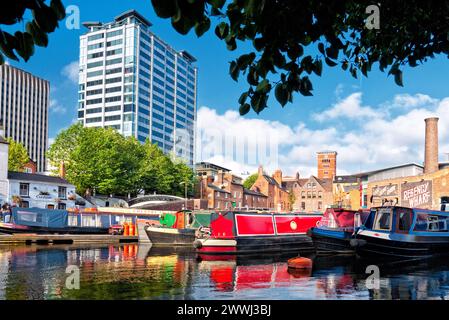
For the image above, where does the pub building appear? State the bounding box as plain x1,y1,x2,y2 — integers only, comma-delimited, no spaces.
365,117,449,211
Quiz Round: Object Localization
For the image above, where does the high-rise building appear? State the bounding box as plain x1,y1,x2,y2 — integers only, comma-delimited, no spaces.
77,10,197,166
317,151,337,179
0,64,49,172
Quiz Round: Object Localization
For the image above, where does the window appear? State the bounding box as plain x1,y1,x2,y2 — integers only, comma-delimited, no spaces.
301,192,305,199
47,204,55,210
373,208,392,231
20,201,29,208
58,186,67,199
397,208,413,232
318,202,322,210
414,213,449,232
301,202,306,210
19,183,29,196
88,33,104,41
58,203,66,210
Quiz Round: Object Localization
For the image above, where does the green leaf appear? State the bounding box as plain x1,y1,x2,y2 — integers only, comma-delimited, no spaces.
313,59,323,76
394,69,403,86
0,31,19,61
208,0,226,9
229,61,239,81
215,22,229,39
275,84,288,107
32,6,58,33
325,57,338,67
318,42,325,55
255,79,271,94
239,103,251,115
194,17,211,37
238,92,248,105
26,21,48,47
50,0,66,20
151,0,178,18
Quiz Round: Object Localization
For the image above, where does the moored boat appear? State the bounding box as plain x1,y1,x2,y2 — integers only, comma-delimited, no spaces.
350,206,449,258
309,208,369,254
194,211,322,254
0,207,108,234
143,210,211,246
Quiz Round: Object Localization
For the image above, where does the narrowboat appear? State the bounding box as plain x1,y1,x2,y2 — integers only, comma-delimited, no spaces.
194,211,322,254
350,206,449,258
0,207,108,234
308,208,369,254
143,210,211,246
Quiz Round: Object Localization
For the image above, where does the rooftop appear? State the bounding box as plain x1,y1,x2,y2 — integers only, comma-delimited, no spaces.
196,162,231,173
7,171,73,185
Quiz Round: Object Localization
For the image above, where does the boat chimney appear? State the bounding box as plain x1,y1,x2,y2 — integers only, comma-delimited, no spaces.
424,117,439,174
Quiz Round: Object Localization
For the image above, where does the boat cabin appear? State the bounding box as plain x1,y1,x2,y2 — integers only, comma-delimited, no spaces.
318,208,369,232
363,206,449,234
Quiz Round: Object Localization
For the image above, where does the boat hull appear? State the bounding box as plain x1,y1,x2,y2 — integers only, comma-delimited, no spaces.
352,231,449,258
310,227,354,255
0,223,108,235
144,225,196,246
195,234,313,255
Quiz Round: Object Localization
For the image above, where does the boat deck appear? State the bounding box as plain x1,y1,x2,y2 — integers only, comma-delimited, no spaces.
0,234,138,244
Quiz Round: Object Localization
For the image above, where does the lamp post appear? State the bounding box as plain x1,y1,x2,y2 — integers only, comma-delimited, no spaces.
180,181,194,210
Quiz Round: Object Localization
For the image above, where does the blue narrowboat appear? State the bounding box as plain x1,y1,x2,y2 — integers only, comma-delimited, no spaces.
308,208,369,254
350,206,449,258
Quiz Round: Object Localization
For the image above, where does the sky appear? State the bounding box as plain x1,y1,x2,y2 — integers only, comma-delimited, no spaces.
6,0,449,178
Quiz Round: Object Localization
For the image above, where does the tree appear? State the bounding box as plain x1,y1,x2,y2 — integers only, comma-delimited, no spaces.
0,0,66,64
47,124,196,197
6,138,30,171
150,0,449,115
288,189,296,212
243,173,258,189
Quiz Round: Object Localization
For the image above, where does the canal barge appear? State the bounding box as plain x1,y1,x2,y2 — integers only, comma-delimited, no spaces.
0,207,108,234
308,208,369,254
194,211,322,254
143,210,211,246
350,206,449,258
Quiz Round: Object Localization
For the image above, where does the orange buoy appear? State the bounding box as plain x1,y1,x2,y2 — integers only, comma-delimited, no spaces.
287,257,313,269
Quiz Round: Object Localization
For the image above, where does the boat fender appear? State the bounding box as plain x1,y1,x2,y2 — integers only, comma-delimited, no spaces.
193,239,203,249
350,239,367,248
287,257,313,269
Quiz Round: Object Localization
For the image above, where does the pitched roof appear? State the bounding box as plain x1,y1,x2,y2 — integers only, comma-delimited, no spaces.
207,183,231,193
7,171,73,185
334,175,360,183
263,175,288,192
316,178,333,192
243,188,268,197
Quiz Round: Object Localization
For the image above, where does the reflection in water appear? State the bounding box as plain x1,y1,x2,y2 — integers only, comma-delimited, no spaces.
2,244,449,299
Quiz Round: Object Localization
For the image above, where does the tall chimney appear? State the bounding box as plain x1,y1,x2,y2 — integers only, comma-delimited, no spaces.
424,117,439,174
59,160,66,179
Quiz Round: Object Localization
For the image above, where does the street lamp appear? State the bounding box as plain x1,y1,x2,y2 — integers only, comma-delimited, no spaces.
180,181,194,210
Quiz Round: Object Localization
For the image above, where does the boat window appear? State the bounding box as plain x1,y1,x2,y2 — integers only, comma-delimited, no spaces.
397,208,413,232
414,213,449,232
373,208,392,231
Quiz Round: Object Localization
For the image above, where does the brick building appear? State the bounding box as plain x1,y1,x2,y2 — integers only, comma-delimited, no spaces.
283,174,333,212
197,166,267,210
251,166,290,212
317,151,337,179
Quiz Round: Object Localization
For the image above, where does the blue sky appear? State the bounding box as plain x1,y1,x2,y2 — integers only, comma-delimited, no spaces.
7,0,449,176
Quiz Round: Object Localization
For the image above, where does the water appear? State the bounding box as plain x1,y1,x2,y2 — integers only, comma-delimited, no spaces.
1,244,449,300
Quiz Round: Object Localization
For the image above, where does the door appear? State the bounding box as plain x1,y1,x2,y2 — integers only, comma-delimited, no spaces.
396,208,413,233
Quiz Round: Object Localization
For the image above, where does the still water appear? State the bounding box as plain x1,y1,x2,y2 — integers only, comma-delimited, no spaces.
1,244,449,300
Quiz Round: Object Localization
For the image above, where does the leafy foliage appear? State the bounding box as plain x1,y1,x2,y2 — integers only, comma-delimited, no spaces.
150,0,449,114
0,0,66,64
242,173,258,189
47,124,195,197
288,189,296,212
6,138,30,171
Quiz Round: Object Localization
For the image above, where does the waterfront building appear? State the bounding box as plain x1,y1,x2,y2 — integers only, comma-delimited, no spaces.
0,64,49,172
283,173,333,212
332,118,449,211
0,129,76,209
78,10,197,166
251,166,290,212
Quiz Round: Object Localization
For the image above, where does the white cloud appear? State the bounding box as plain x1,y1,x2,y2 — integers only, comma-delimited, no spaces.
387,93,439,110
197,92,449,178
49,98,67,114
61,61,79,83
313,92,383,122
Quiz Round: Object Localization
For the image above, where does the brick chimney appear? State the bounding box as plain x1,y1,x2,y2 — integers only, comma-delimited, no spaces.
424,117,439,174
258,165,264,177
59,160,66,179
273,169,282,185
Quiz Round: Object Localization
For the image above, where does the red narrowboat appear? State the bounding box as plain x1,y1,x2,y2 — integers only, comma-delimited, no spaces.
194,211,322,254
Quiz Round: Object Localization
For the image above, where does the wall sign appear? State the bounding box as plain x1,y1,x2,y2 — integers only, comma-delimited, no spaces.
401,180,432,208
372,184,398,197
